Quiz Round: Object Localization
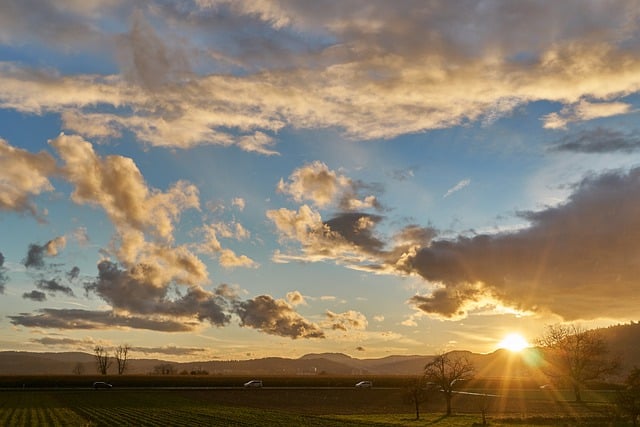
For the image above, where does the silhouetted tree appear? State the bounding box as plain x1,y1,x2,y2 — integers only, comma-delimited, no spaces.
93,345,112,375
536,324,619,402
72,362,85,375
617,367,640,427
114,344,131,375
424,352,474,416
153,363,176,375
402,375,435,420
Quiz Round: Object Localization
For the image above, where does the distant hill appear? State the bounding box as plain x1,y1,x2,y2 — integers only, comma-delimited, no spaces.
1,322,637,377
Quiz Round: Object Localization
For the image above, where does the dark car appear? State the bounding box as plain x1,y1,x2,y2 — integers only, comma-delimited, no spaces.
92,381,112,389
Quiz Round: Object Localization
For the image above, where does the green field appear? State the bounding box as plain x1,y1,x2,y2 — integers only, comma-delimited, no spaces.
0,376,633,426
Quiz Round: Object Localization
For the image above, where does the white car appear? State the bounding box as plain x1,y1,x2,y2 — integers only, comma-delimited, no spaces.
243,379,263,388
355,380,372,388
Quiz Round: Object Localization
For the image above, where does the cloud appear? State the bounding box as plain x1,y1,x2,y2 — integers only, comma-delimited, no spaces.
269,201,436,275
197,223,258,269
232,197,246,211
233,294,325,339
51,134,200,246
67,266,81,281
2,3,640,150
30,337,91,347
72,227,90,246
0,0,110,49
84,260,231,327
23,290,47,302
37,279,75,297
550,127,640,153
238,132,279,156
277,162,381,211
277,162,351,208
115,9,192,90
0,139,57,218
0,251,7,293
324,310,368,331
406,167,640,321
542,100,633,129
286,290,307,306
218,249,258,269
23,237,66,269
9,309,196,332
131,346,207,356
443,179,471,198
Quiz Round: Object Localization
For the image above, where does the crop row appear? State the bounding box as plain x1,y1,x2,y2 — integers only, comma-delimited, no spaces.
0,390,378,426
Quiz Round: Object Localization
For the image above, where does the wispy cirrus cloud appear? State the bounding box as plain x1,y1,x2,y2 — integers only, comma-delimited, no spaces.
443,179,471,198
550,127,640,154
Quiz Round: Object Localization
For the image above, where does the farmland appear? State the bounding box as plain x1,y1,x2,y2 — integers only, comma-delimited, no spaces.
0,375,633,426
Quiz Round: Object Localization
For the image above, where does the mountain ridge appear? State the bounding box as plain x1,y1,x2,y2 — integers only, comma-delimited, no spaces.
1,322,637,377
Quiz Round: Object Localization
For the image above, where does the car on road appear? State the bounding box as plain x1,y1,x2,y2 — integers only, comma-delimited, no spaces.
243,379,263,388
92,381,112,389
355,380,373,388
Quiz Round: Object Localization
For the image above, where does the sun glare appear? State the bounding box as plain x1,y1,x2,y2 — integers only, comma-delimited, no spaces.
498,333,529,352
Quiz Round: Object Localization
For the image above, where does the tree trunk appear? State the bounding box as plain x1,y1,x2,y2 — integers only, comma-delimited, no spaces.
573,384,582,403
446,394,452,416
415,399,420,420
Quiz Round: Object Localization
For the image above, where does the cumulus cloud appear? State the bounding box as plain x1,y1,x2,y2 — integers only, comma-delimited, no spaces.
286,290,307,306
277,162,380,211
232,197,246,211
51,134,200,245
277,161,351,208
197,223,257,269
84,260,231,327
23,237,66,269
406,167,640,321
218,250,258,269
324,310,368,331
0,139,57,218
233,294,325,339
550,127,640,153
268,201,435,274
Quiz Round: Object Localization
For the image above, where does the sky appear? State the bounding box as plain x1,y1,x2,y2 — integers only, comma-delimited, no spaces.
1,0,640,362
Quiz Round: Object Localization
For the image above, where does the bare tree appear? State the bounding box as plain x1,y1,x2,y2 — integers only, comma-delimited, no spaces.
424,352,474,416
114,344,131,375
617,367,640,427
153,363,176,375
402,375,436,420
93,345,112,375
72,362,85,375
536,324,619,402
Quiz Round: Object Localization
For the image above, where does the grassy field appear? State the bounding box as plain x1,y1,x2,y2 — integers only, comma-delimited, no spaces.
0,375,633,426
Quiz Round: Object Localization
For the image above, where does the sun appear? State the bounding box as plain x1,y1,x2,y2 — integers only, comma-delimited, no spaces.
498,333,529,352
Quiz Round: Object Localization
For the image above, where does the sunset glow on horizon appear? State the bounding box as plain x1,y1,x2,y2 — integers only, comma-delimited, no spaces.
1,1,639,361
498,333,530,353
